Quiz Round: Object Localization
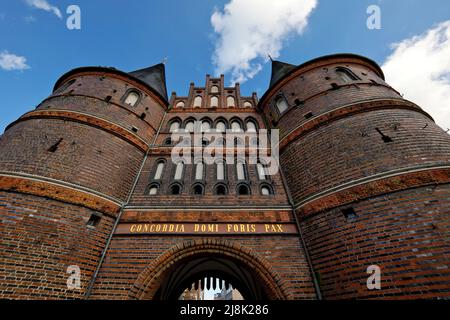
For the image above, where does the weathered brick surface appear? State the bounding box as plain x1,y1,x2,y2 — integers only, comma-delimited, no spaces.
0,119,144,201
281,108,450,203
0,191,114,299
301,184,450,299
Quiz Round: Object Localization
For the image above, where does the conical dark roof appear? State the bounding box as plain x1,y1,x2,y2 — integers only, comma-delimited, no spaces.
269,60,296,88
129,63,168,101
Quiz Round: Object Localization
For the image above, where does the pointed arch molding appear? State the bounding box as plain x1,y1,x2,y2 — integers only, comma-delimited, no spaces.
129,239,289,300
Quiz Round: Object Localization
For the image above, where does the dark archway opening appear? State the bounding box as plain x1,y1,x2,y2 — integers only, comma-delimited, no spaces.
153,256,268,300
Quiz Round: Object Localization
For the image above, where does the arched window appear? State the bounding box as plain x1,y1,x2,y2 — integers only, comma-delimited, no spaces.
201,120,211,132
148,184,159,195
231,120,242,132
194,96,202,108
192,184,204,195
154,160,165,180
210,96,219,108
215,121,226,133
243,101,252,108
216,160,225,180
261,185,273,196
336,67,360,82
176,101,185,108
174,162,184,180
227,96,235,107
185,120,195,133
170,184,182,195
236,160,246,181
124,90,140,107
275,96,288,114
211,85,219,93
214,184,228,195
237,184,250,195
169,120,180,133
256,162,267,180
246,120,257,133
195,162,204,180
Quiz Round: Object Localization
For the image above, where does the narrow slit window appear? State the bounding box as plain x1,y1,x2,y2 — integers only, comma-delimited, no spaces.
154,161,165,180
216,161,225,180
236,161,246,180
174,162,184,180
195,162,204,180
257,162,266,180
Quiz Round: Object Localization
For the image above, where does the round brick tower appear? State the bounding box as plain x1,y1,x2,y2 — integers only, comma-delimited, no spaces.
0,64,168,299
259,54,450,299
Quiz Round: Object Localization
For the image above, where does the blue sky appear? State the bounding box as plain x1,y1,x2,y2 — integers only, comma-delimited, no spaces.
1,0,450,133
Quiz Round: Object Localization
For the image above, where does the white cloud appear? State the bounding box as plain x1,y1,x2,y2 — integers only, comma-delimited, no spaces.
25,0,62,19
382,20,450,131
0,51,30,71
211,0,317,84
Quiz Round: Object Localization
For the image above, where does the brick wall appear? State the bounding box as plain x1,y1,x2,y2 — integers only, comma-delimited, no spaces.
300,184,450,299
0,191,115,299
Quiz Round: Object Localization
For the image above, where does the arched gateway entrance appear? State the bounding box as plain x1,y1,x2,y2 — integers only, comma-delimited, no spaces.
129,240,288,300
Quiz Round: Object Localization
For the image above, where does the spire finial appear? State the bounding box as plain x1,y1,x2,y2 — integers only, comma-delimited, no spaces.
268,54,273,62
162,57,168,65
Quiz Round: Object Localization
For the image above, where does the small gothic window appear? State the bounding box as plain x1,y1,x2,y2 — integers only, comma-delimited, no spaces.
261,186,271,196
55,79,76,94
243,101,252,108
169,121,180,133
148,185,158,195
211,85,219,93
194,96,202,108
275,96,288,114
176,101,185,108
154,161,165,180
216,121,226,133
210,96,219,108
192,184,204,195
201,120,211,132
185,121,195,133
237,184,250,195
227,96,235,107
231,121,242,132
170,184,181,195
246,121,257,133
124,90,140,107
215,184,227,196
336,67,360,82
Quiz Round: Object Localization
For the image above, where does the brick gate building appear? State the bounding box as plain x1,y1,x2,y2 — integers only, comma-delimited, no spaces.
0,54,449,300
